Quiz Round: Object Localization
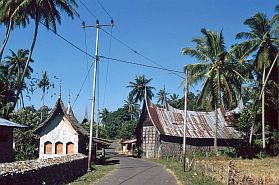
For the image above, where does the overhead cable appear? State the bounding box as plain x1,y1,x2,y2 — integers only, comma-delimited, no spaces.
78,0,99,20
99,56,184,74
96,0,113,20
40,22,184,75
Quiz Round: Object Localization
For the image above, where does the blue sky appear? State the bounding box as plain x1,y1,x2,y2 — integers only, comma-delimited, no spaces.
1,0,277,121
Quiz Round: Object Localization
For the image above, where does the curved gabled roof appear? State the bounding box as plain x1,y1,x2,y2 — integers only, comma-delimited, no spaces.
139,98,240,139
34,98,89,137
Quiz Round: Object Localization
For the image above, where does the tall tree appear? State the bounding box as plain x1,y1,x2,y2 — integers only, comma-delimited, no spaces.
182,28,245,153
37,71,53,121
272,4,279,38
127,75,155,103
156,86,169,107
100,108,109,127
234,13,279,150
37,71,52,106
0,0,29,62
12,0,79,110
124,94,139,120
5,49,33,109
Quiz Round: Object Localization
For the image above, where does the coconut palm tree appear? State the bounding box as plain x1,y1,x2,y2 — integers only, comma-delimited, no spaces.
100,108,109,127
156,86,169,107
124,94,139,120
182,28,245,153
127,75,155,103
10,0,79,110
234,13,279,150
5,49,33,108
272,4,279,37
38,71,53,108
0,0,29,62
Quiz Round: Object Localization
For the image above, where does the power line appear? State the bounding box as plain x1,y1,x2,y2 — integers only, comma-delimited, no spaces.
78,0,99,20
99,56,184,74
72,62,94,108
96,0,113,20
100,27,166,69
40,22,184,76
82,21,92,94
40,22,96,60
102,26,113,108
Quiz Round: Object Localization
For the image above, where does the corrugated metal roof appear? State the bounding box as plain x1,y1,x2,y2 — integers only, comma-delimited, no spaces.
0,117,27,128
146,99,240,139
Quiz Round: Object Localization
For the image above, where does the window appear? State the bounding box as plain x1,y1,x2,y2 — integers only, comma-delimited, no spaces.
66,142,74,154
44,141,52,154
55,142,63,154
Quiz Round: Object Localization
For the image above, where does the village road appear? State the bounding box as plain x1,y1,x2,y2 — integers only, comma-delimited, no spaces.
94,143,178,185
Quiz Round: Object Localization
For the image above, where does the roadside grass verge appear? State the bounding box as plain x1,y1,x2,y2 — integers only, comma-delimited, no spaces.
147,158,222,185
68,164,116,185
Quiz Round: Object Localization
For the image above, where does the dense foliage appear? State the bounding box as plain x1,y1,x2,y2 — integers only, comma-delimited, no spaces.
10,106,50,160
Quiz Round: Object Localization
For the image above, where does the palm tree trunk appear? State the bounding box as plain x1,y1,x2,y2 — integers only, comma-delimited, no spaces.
249,103,257,145
20,92,25,109
0,20,13,62
214,108,218,153
12,19,39,111
262,66,266,150
21,19,39,85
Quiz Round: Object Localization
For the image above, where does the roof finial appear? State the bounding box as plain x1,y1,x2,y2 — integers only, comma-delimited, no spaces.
67,90,71,114
68,90,71,105
59,79,62,99
84,106,88,119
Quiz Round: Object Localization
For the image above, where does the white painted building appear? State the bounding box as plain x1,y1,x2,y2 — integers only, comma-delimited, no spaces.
34,97,88,158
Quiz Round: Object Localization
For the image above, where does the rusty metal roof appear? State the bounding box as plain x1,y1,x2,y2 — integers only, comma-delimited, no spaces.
145,99,240,139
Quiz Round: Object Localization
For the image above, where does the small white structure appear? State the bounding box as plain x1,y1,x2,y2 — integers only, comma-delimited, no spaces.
34,97,88,158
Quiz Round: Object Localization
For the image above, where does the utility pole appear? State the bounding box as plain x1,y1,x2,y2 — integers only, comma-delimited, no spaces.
83,20,113,172
183,65,188,172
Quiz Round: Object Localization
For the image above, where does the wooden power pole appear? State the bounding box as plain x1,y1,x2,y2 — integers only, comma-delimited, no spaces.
183,65,188,172
84,20,113,172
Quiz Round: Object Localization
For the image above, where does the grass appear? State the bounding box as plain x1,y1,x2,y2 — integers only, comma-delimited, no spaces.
200,156,279,184
147,158,222,185
68,164,116,185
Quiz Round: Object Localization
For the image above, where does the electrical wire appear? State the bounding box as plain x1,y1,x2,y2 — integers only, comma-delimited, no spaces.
99,56,184,74
40,22,184,75
72,62,94,108
102,25,113,108
78,0,99,20
100,27,166,69
40,22,96,60
82,21,92,94
96,0,113,20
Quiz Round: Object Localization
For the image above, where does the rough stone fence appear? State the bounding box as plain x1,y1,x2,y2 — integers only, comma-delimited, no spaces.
191,160,279,185
0,154,88,185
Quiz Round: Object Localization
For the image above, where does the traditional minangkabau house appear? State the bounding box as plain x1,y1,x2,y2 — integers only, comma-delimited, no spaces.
34,94,112,159
0,118,27,163
34,96,88,158
136,98,241,158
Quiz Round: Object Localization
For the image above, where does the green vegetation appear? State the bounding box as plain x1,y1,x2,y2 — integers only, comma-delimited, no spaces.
11,106,50,160
147,158,222,185
181,6,279,156
69,164,116,185
0,0,278,160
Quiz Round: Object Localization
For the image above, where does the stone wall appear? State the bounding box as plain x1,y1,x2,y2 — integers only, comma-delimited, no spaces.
0,154,87,185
